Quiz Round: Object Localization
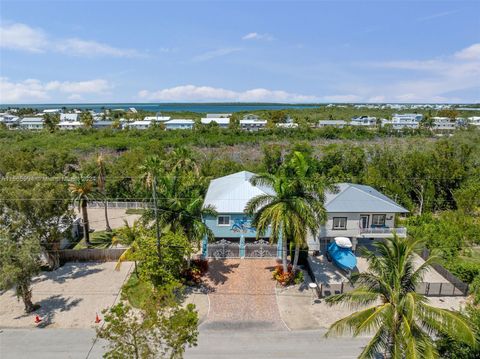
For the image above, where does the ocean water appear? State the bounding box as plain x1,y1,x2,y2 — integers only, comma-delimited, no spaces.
1,103,321,113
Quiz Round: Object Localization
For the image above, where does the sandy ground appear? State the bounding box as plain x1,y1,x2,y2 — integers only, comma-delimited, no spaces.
276,270,468,330
0,262,133,329
74,208,141,231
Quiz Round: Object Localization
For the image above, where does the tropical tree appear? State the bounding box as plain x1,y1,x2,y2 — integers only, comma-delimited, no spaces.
97,298,198,359
69,174,95,244
246,170,323,273
115,219,142,273
139,155,162,190
80,111,94,128
96,153,112,232
283,151,332,270
246,151,331,273
0,173,73,269
325,235,476,358
0,235,41,312
43,113,60,133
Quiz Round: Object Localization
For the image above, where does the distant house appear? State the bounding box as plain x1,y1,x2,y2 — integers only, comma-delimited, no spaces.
240,114,267,131
200,117,230,128
468,116,480,127
317,120,347,128
206,113,231,118
276,116,298,128
127,120,152,130
59,121,83,130
383,113,423,129
143,116,171,123
201,171,408,257
350,116,377,127
0,114,20,128
431,117,458,131
20,117,44,130
42,109,61,114
92,120,114,129
164,119,194,130
60,113,79,122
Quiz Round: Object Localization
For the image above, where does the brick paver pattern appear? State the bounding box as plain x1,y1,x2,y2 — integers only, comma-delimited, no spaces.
202,259,287,331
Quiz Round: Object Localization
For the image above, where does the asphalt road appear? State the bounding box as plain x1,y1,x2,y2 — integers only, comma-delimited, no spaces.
0,328,369,359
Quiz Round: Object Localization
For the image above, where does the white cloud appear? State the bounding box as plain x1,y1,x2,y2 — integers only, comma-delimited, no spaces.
356,43,480,102
192,48,242,62
242,32,274,41
0,23,48,52
0,77,112,103
0,22,144,58
55,38,143,58
138,85,319,103
454,43,480,60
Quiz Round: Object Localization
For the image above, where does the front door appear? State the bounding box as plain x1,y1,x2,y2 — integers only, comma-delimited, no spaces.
360,215,369,229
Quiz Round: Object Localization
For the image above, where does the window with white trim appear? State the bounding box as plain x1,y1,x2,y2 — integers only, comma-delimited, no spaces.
371,214,386,227
332,217,347,230
217,216,230,226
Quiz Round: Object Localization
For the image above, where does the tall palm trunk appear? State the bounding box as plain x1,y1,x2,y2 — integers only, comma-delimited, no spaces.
81,200,90,244
104,198,111,232
292,242,300,273
282,236,288,273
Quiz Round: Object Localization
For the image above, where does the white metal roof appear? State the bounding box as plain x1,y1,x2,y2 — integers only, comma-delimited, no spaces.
201,118,230,125
144,116,171,122
164,119,194,125
60,113,78,121
203,171,275,213
325,183,408,213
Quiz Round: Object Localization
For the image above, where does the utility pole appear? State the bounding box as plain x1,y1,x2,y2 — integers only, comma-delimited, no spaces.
152,175,161,261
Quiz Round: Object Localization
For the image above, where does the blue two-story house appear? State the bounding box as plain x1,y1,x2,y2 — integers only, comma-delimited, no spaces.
202,171,277,257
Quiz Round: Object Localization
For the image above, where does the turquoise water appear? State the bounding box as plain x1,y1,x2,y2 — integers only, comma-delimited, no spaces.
1,103,321,113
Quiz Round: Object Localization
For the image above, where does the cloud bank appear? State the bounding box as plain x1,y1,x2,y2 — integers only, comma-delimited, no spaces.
0,78,112,103
138,85,319,103
0,22,143,58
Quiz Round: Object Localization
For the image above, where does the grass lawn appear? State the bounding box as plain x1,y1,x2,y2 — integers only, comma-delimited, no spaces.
125,208,146,215
72,230,117,249
122,272,153,308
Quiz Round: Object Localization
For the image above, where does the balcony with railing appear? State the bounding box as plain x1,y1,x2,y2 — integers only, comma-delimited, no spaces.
359,227,407,238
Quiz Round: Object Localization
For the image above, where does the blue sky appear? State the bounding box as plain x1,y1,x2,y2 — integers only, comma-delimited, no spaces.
1,0,479,104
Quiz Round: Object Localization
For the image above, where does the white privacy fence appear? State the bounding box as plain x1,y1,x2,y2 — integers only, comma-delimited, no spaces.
87,201,153,209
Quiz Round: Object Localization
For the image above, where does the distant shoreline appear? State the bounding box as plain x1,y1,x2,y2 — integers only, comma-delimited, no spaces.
1,102,478,113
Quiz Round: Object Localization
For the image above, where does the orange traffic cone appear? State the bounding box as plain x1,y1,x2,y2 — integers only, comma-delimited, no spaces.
95,313,101,324
34,315,42,324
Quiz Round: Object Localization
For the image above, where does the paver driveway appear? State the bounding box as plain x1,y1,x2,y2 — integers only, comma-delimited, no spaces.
202,259,287,331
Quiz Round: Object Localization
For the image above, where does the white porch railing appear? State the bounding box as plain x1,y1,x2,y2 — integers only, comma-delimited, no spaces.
359,227,407,236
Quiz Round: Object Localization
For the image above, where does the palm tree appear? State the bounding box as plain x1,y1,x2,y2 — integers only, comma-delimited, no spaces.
69,174,95,244
284,151,332,270
80,111,94,129
325,235,476,358
115,220,142,273
96,154,112,232
139,155,161,190
245,171,324,273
